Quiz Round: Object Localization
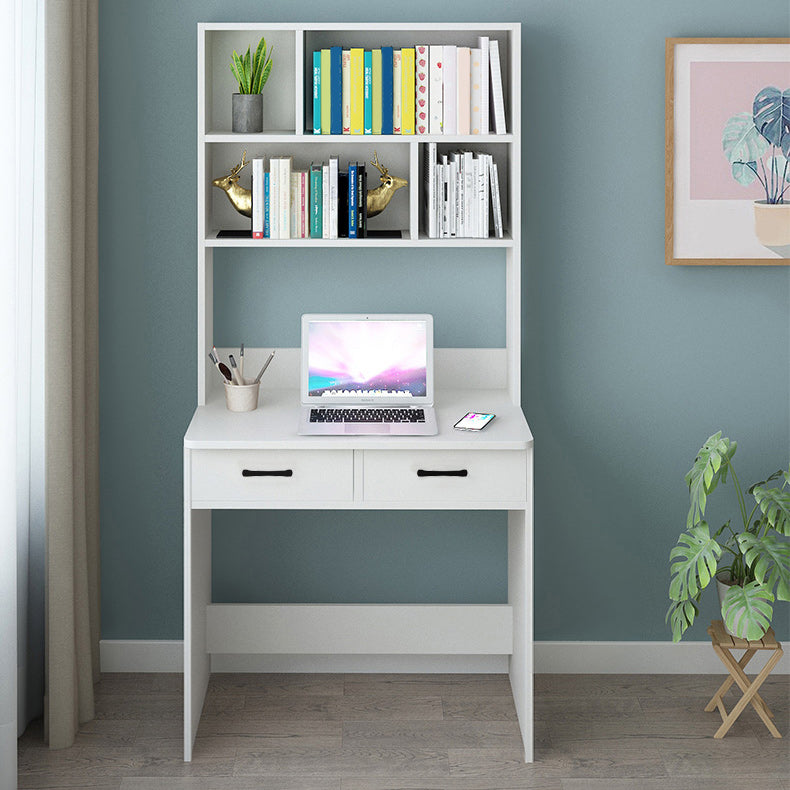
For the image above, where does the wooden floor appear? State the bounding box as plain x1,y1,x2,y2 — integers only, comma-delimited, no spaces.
17,672,790,789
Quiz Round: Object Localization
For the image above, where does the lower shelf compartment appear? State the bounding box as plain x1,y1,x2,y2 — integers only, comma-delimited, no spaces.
205,603,513,655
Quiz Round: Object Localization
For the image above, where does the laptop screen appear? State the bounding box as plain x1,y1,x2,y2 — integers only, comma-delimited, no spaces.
301,314,433,404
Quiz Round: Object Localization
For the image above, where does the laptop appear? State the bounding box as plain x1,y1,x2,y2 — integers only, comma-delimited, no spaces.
297,314,439,435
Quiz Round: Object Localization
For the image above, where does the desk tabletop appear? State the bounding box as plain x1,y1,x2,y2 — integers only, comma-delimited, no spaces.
184,388,533,451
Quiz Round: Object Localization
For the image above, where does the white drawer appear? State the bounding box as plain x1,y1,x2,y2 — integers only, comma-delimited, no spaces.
190,450,353,505
362,450,526,504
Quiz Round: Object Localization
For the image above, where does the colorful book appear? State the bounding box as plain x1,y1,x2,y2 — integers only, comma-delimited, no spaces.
392,49,402,134
363,50,373,134
290,172,300,238
372,49,382,135
400,48,415,135
456,47,471,135
428,45,443,134
337,170,349,238
442,45,457,135
321,163,330,239
328,156,339,239
252,157,264,238
269,157,279,239
341,49,351,134
381,46,394,135
470,48,482,135
349,48,364,134
312,51,321,134
330,46,343,135
310,164,322,238
263,171,270,238
477,36,490,134
426,142,437,238
348,162,358,237
357,163,367,238
489,39,507,134
301,170,309,238
279,157,292,239
415,45,429,135
320,49,331,135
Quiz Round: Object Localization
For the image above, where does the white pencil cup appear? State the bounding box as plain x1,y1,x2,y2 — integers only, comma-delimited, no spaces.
223,380,260,412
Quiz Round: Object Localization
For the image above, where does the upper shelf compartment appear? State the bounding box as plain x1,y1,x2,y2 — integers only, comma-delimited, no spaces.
200,25,298,135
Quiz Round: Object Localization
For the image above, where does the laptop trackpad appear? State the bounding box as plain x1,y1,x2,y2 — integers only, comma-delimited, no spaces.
345,423,392,434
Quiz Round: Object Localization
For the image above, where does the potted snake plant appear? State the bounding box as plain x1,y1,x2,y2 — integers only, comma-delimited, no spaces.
230,37,273,133
667,432,790,641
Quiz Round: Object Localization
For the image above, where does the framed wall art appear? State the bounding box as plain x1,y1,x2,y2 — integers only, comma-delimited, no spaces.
666,38,790,265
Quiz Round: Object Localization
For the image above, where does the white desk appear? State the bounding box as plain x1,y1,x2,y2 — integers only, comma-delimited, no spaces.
183,383,534,761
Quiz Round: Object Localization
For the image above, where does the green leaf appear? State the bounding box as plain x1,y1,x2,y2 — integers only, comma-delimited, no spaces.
232,50,249,93
738,532,790,601
258,57,273,92
684,432,734,528
721,581,774,640
732,161,757,186
666,598,699,643
753,86,790,156
669,522,722,601
753,485,790,536
723,112,770,165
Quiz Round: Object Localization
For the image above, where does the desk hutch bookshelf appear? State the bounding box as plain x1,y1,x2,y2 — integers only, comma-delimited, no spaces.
184,21,534,762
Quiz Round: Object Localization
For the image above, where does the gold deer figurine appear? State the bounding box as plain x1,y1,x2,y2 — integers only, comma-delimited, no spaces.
366,151,407,218
212,149,407,221
212,150,252,218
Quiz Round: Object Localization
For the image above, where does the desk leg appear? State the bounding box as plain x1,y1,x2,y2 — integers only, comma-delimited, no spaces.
509,501,533,762
184,481,211,761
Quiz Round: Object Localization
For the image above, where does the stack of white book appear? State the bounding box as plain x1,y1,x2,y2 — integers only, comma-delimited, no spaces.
424,142,503,239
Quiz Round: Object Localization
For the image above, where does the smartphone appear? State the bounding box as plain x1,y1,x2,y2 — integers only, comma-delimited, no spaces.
453,412,496,431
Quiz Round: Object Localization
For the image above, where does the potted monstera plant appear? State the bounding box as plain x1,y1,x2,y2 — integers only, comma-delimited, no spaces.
667,432,790,641
230,37,273,133
723,85,790,248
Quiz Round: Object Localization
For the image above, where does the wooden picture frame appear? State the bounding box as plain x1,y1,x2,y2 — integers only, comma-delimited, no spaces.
665,38,790,266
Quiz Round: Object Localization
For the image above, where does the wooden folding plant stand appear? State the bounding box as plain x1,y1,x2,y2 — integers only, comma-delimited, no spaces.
705,619,784,739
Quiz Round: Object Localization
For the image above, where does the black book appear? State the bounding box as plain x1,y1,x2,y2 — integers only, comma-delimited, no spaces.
337,171,349,238
357,164,367,238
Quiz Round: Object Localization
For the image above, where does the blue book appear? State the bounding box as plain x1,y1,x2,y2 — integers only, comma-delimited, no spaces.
348,162,358,238
312,51,321,134
310,164,322,238
263,172,270,238
330,46,343,135
381,46,394,135
363,50,373,134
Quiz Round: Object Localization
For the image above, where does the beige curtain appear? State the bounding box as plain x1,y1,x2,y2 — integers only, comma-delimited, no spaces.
45,0,100,750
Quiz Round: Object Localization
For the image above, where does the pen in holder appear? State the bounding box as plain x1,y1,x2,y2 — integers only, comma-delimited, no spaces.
223,379,260,412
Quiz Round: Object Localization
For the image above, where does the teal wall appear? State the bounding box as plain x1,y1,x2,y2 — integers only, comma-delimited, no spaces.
99,0,790,642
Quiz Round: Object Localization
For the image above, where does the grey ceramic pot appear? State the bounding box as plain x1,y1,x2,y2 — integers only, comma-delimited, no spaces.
232,93,263,133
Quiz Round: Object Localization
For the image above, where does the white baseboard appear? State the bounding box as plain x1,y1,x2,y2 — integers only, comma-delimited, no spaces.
100,638,789,674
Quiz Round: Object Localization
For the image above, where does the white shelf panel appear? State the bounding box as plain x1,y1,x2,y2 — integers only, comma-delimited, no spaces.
205,132,515,144
204,231,513,248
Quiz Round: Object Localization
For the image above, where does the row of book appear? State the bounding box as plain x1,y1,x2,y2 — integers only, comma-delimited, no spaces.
312,37,506,137
250,156,373,239
424,143,504,239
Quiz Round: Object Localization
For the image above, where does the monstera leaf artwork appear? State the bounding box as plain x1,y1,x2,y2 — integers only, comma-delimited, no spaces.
753,86,790,157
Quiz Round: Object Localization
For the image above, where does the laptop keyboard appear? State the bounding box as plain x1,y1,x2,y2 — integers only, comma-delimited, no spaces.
310,408,426,424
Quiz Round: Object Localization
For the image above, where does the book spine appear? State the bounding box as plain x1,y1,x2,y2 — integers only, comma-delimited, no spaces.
464,151,474,237
489,39,507,134
321,163,329,239
301,171,307,238
329,157,339,239
428,45,443,134
415,45,429,135
350,48,364,135
312,51,321,134
342,50,351,133
426,141,437,238
289,172,298,239
449,155,458,238
320,50,331,135
490,159,503,238
381,47,394,135
363,50,373,134
263,171,270,238
482,153,490,238
337,170,348,238
456,47,471,135
372,49,382,135
441,156,449,238
477,36,490,134
357,164,366,238
280,157,291,239
392,50,402,134
311,165,322,238
442,45,457,135
470,48,482,135
348,162,358,238
330,46,343,135
269,157,279,239
400,48,415,135
252,157,264,238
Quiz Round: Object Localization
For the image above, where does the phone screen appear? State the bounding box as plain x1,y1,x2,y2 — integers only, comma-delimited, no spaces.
453,412,496,431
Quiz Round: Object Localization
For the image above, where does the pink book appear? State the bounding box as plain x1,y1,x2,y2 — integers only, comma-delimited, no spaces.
456,47,471,136
415,45,429,134
428,45,443,135
393,50,402,134
342,50,351,134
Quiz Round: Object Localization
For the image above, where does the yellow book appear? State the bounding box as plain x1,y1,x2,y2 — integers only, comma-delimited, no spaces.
372,49,382,135
320,49,331,134
400,47,415,135
349,47,364,134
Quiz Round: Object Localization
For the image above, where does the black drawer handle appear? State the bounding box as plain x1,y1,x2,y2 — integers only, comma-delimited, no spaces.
417,469,468,477
242,469,293,477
